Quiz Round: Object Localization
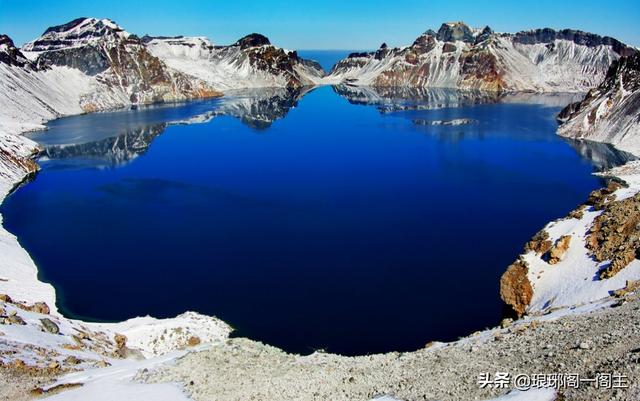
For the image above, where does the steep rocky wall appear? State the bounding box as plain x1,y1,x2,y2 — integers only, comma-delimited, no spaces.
328,22,633,92
558,52,640,155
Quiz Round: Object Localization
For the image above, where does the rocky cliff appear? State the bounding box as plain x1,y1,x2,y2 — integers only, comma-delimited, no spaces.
328,22,634,92
558,52,640,156
142,34,325,90
20,18,221,110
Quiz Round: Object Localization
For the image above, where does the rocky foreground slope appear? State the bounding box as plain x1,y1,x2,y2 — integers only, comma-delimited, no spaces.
328,22,635,92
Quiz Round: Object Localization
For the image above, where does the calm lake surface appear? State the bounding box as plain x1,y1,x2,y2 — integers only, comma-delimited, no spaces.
2,86,634,355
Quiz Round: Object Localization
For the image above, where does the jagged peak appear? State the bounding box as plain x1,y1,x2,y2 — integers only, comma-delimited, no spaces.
22,17,131,52
436,21,475,43
234,33,271,49
0,34,35,68
474,26,494,45
603,51,640,85
0,34,14,47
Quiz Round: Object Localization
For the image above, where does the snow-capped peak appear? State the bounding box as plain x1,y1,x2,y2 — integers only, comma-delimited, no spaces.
0,34,34,68
22,17,131,52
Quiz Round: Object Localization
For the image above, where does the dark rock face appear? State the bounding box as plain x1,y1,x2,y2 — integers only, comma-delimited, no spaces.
42,17,91,35
21,18,221,108
374,43,391,60
436,22,474,43
29,18,144,76
299,58,324,75
234,33,271,49
513,28,636,57
556,101,582,123
411,34,437,53
603,52,640,88
26,18,127,52
37,45,109,75
347,51,373,59
442,43,457,53
474,26,494,44
558,51,640,133
0,34,34,68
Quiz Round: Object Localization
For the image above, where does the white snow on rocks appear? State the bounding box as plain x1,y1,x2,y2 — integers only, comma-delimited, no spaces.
524,206,640,313
327,26,626,92
145,36,324,90
558,53,640,155
494,37,619,92
21,18,131,52
92,312,231,358
0,64,93,135
42,352,194,401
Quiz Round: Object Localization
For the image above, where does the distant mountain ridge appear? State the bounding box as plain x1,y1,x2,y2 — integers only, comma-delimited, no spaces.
327,22,637,92
142,34,324,90
1,17,638,144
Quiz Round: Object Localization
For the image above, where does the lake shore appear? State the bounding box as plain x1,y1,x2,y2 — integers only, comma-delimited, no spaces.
2,92,640,400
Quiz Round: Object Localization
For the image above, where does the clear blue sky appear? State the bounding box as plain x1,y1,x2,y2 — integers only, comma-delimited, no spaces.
1,0,639,50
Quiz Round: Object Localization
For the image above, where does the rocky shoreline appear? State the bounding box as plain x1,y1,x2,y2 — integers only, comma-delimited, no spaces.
2,116,639,401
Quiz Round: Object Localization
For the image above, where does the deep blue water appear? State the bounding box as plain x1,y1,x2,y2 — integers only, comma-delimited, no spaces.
1,86,633,356
297,50,360,72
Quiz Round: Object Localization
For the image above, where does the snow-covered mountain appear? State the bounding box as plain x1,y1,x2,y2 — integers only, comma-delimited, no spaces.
143,34,325,90
328,22,636,92
20,18,221,109
0,18,222,135
0,18,222,198
558,52,640,155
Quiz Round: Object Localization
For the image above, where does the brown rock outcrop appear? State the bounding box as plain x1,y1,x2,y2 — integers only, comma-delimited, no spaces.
585,181,623,210
587,192,640,279
114,333,127,357
500,258,533,317
548,235,572,265
524,230,552,255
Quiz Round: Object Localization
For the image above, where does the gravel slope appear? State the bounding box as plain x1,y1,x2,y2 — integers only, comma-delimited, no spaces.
142,295,640,401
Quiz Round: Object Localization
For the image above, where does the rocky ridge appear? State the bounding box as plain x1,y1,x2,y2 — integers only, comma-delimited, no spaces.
328,22,634,92
143,34,325,90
